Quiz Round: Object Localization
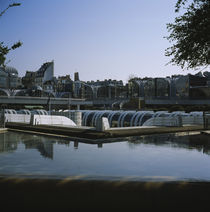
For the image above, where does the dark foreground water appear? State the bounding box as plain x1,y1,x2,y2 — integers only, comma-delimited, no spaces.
1,131,210,181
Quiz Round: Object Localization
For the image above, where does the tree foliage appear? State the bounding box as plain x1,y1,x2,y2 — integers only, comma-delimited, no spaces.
0,3,22,67
165,0,210,70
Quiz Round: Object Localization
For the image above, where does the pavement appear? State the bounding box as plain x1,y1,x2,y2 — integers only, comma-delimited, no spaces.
6,122,204,139
106,125,204,137
0,128,7,133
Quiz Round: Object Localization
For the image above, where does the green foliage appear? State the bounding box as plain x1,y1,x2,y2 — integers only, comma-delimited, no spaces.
0,3,22,67
165,0,210,70
0,42,9,66
0,41,22,67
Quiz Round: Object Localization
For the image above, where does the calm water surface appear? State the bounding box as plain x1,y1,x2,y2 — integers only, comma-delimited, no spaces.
1,131,210,181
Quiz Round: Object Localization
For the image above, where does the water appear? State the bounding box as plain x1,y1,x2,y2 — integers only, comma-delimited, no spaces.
1,131,210,181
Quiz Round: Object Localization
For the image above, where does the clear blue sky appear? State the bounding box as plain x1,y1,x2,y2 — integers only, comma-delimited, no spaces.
0,0,193,82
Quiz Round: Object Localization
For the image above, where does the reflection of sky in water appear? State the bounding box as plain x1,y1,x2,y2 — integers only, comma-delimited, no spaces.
0,131,210,181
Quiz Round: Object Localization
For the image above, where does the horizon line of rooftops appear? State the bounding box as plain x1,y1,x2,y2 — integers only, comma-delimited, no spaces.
2,61,210,101
1,60,210,85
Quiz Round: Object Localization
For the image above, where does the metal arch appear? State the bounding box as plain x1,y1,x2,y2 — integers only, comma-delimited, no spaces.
82,111,90,126
11,109,17,114
133,79,145,97
119,100,129,109
44,90,56,98
111,101,120,109
169,111,176,117
82,111,88,125
135,111,148,126
23,109,31,115
109,111,122,126
92,111,100,126
12,89,23,96
37,110,42,115
117,111,133,127
152,111,168,118
59,92,70,98
95,111,109,125
117,112,126,127
119,111,127,127
5,109,11,114
169,111,185,117
134,111,148,126
74,81,101,99
107,111,119,122
121,111,136,127
84,111,96,126
39,110,44,115
94,111,109,127
82,111,89,126
107,111,115,122
0,88,10,96
130,111,140,126
91,111,100,126
5,109,16,114
41,110,48,115
133,111,143,126
189,112,202,117
138,111,154,126
36,109,46,115
82,111,94,126
95,111,110,126
89,85,100,99
120,111,136,127
79,110,89,125
108,111,119,123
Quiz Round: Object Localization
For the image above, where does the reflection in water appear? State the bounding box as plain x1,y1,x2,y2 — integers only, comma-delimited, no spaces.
1,131,210,159
127,133,210,155
74,141,78,149
0,132,104,159
1,131,210,180
24,139,54,159
0,132,70,159
0,132,18,153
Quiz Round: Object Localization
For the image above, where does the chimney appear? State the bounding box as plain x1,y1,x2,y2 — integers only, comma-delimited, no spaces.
74,72,79,81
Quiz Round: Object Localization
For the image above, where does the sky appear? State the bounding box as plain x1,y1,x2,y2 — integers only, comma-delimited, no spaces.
0,0,196,83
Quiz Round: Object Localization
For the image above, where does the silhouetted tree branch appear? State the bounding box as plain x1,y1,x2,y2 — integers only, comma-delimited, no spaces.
165,0,210,70
0,3,22,67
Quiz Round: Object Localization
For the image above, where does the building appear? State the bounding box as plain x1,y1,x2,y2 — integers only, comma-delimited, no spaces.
0,66,21,89
74,72,79,81
128,72,210,100
22,71,36,89
35,61,54,88
85,79,126,99
56,75,73,93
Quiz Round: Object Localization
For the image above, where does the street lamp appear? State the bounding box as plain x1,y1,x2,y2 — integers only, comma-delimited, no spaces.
0,3,21,17
207,42,210,64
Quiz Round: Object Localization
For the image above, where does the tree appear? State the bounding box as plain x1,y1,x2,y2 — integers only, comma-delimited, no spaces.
0,3,22,67
165,0,210,70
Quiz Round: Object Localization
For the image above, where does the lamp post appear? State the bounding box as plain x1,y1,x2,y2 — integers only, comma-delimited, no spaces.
0,3,21,17
68,92,71,110
49,97,51,115
208,42,210,64
47,94,51,115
